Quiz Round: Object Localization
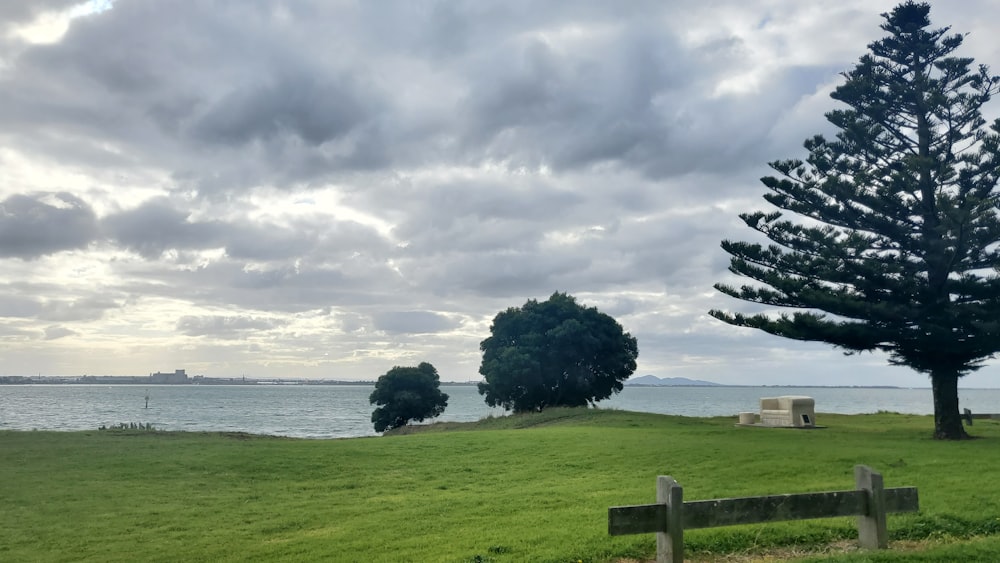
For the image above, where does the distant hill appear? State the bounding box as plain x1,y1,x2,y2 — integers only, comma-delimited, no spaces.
625,375,722,387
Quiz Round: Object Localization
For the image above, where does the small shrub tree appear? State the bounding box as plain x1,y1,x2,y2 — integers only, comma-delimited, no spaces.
369,362,449,432
478,292,638,413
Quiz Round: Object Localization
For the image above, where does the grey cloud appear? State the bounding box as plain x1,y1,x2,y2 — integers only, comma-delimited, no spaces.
0,294,43,318
191,70,380,147
0,192,98,259
0,0,815,199
592,210,736,289
103,197,392,264
355,0,664,63
408,178,582,222
115,250,410,314
435,251,591,298
0,290,120,322
44,325,77,340
103,198,226,258
389,179,584,256
459,23,686,174
372,311,459,335
223,229,308,262
586,296,640,320
227,264,303,291
0,0,81,25
95,198,406,312
176,315,287,338
385,175,735,299
6,0,992,385
227,217,390,263
41,296,121,322
0,323,38,340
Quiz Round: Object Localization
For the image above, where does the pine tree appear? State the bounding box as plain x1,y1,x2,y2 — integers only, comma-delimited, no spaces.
710,2,1000,439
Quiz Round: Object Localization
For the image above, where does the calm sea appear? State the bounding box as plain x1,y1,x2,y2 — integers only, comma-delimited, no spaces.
1,384,997,439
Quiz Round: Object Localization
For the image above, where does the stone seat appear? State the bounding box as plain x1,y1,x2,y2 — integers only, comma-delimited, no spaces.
760,396,815,427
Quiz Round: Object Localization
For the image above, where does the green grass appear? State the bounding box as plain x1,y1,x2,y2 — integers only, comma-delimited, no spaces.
2,410,1000,562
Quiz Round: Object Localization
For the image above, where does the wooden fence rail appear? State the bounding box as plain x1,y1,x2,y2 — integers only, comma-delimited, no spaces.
608,465,918,563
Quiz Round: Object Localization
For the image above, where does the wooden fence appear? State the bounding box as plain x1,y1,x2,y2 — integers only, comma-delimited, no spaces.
608,465,918,563
963,408,1000,425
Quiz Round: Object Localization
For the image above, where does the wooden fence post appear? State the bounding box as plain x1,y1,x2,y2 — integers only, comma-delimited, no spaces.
855,465,888,549
610,466,917,555
656,476,684,563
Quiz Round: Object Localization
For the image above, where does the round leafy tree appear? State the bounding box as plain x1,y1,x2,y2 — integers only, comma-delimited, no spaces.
369,362,449,432
478,292,638,413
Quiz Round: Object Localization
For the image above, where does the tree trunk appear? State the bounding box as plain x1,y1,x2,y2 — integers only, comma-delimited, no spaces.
931,372,970,440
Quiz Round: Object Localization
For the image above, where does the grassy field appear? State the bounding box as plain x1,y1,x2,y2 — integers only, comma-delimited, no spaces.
3,409,1000,562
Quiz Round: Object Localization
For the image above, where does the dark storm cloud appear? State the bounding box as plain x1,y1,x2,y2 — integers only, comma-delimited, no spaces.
0,192,98,259
176,315,287,338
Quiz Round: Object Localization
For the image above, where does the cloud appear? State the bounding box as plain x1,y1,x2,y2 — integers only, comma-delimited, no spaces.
455,21,689,176
0,192,98,259
372,311,461,335
0,1,82,24
176,315,287,339
191,69,383,149
102,197,226,258
41,295,121,322
43,325,77,340
0,297,42,320
1,0,999,388
0,0,845,197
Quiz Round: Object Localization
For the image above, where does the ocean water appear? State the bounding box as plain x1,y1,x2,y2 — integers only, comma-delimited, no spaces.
1,384,997,439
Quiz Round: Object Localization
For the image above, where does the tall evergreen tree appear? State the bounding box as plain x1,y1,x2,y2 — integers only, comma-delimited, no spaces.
710,2,1000,439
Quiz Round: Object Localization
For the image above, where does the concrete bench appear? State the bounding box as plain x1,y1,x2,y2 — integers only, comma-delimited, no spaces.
760,396,815,427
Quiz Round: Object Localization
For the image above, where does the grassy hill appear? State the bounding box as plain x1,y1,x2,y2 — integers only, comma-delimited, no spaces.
3,409,1000,562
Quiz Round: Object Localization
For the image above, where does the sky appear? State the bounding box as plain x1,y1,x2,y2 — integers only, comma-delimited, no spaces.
2,0,1000,387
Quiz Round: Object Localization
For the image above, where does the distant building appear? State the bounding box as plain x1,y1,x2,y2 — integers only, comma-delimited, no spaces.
149,369,189,384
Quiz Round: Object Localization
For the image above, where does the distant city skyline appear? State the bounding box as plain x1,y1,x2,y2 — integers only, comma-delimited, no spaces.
1,1,999,389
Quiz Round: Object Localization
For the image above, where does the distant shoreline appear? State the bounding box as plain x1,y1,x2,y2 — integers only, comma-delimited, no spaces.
618,384,1000,390
0,376,942,389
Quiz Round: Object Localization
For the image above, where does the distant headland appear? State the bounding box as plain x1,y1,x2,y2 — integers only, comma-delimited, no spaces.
625,375,723,387
0,369,373,386
623,375,903,389
0,371,904,389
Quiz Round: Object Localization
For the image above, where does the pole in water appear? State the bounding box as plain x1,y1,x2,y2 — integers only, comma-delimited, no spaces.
144,390,149,409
